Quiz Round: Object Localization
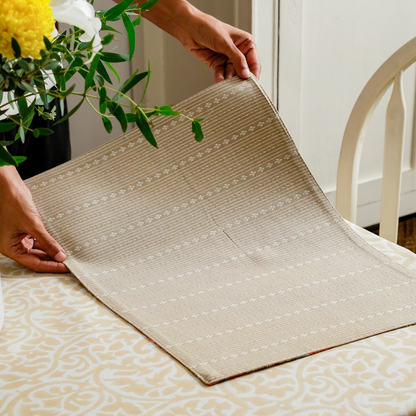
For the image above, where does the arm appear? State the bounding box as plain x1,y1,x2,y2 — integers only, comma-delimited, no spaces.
127,0,261,83
0,165,69,273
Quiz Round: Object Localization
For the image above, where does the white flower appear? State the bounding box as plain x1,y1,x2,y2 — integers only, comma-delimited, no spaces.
50,0,102,55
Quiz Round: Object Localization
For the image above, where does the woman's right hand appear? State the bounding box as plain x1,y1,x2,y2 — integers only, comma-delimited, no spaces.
0,165,69,273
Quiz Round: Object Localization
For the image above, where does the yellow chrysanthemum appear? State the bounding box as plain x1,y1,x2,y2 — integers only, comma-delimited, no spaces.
0,0,55,59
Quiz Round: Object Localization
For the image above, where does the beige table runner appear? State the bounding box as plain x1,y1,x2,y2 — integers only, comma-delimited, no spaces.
26,76,416,385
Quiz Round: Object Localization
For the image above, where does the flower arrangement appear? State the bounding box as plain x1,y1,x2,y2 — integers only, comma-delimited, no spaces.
0,0,204,167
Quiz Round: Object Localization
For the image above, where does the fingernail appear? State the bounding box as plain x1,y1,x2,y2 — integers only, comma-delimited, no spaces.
55,251,66,262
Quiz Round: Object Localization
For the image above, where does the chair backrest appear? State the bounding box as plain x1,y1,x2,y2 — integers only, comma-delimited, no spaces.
336,36,416,243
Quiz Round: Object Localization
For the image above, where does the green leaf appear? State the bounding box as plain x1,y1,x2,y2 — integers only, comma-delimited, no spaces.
101,34,114,46
57,74,66,92
0,146,17,166
64,56,85,82
140,60,151,105
43,61,60,71
136,108,157,148
11,38,21,58
78,39,94,51
99,88,108,113
35,95,55,106
59,98,65,116
145,110,158,118
95,73,105,87
101,52,130,63
12,155,26,165
104,61,120,83
104,0,136,21
50,52,61,61
18,125,25,144
122,12,135,61
108,101,128,132
17,97,28,116
132,14,141,27
33,128,54,137
192,120,204,142
113,70,147,104
96,60,112,84
0,141,14,146
61,83,76,98
7,92,14,109
139,0,160,11
0,155,26,167
0,122,17,132
18,82,37,95
23,100,36,125
102,116,112,133
44,36,52,50
54,98,84,125
126,113,136,123
100,24,121,34
33,77,49,109
158,104,180,116
84,53,101,91
17,60,29,71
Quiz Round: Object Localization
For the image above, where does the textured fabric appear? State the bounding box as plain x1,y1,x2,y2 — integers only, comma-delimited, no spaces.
1,225,416,415
24,76,416,384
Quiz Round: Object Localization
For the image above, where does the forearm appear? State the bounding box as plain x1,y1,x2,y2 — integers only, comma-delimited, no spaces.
0,165,21,198
114,0,261,81
118,0,202,44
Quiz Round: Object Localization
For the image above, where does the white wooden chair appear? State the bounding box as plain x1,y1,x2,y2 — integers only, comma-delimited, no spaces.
336,36,416,243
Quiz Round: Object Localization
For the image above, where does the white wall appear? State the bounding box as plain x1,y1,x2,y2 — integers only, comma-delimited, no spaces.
279,0,416,226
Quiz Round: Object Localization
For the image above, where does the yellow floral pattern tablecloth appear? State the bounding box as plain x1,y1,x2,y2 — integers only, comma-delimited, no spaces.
1,222,416,415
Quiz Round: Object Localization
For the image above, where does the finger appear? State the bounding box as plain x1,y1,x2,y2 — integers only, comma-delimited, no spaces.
14,252,70,273
28,220,67,263
225,42,250,79
214,64,225,83
32,241,44,250
210,54,228,83
28,248,54,261
225,63,236,80
246,47,261,79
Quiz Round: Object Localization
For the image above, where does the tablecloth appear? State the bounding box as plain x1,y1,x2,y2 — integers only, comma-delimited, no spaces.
1,221,415,415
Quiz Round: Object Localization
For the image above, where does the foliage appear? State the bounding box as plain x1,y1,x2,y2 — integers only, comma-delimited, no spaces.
0,0,204,167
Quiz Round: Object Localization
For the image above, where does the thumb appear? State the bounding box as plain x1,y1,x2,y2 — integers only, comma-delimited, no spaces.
30,221,67,262
226,43,250,79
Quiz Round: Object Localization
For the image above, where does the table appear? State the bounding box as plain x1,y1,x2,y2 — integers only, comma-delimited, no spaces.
1,222,416,415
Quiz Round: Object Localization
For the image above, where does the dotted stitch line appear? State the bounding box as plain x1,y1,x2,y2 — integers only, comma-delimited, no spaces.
30,83,254,191
90,212,333,280
190,301,416,368
67,151,303,256
166,279,406,348
45,118,274,226
119,245,359,312
142,263,390,329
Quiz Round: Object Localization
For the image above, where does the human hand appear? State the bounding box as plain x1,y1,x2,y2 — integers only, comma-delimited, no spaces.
0,166,69,273
139,0,261,83
176,10,261,83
